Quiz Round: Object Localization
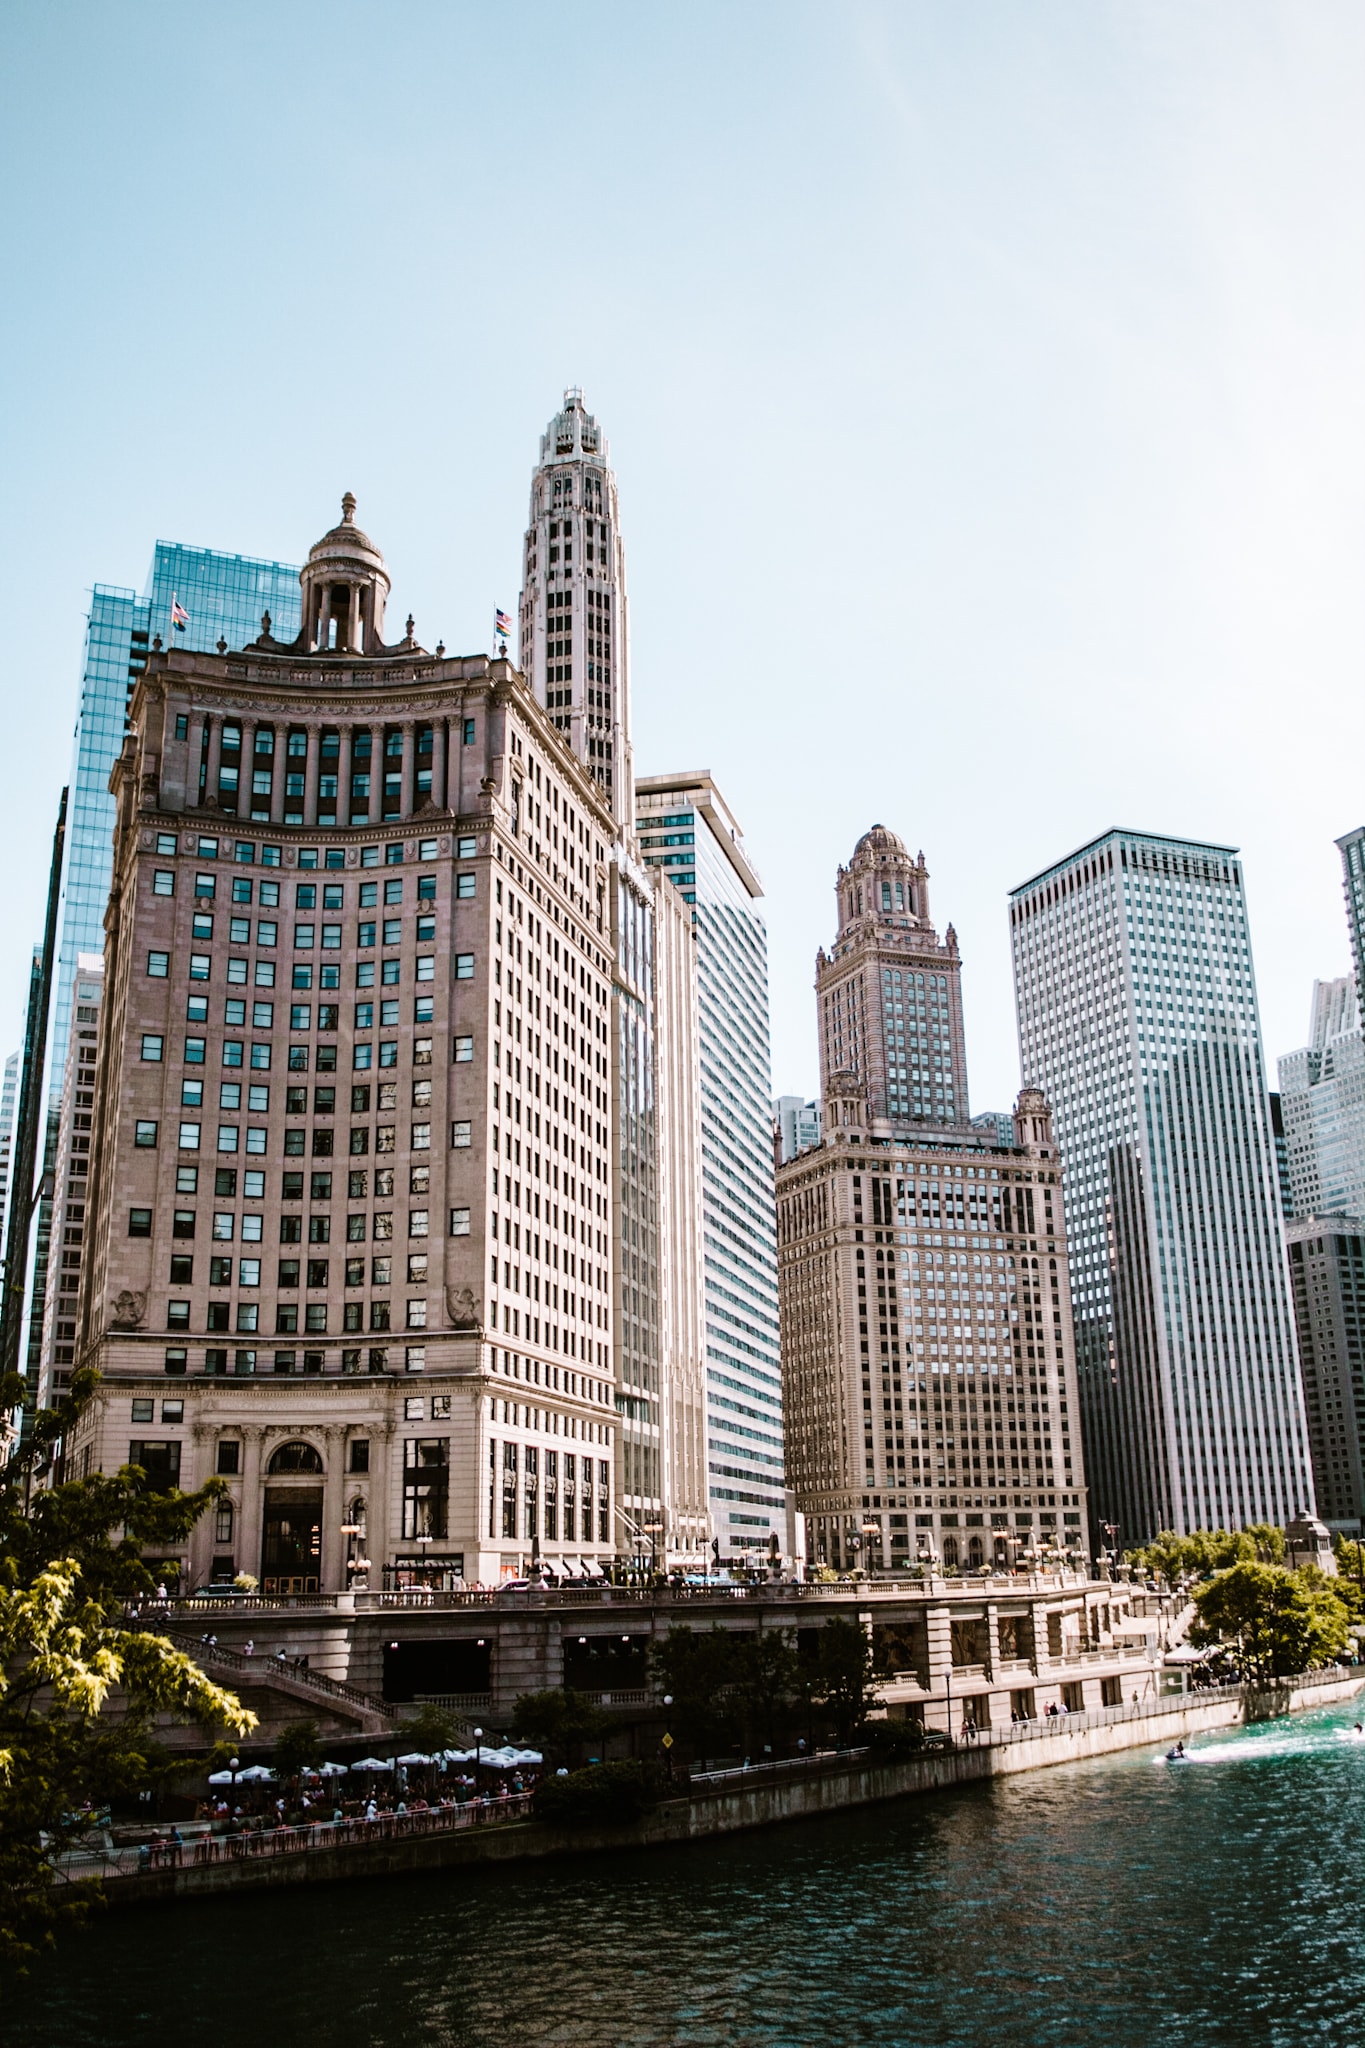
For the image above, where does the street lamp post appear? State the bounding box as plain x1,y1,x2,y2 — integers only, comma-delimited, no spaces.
472,1726,483,1803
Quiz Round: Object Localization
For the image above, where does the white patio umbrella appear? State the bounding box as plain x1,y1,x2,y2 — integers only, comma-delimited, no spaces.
397,1752,440,1766
237,1765,277,1782
317,1761,349,1777
350,1757,394,1772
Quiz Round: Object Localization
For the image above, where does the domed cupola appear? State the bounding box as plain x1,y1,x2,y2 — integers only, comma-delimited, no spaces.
298,494,391,654
836,825,931,934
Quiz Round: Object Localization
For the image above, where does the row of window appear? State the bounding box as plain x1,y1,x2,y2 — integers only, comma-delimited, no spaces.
166,1251,434,1287
135,1200,472,1239
169,1300,432,1333
151,830,461,869
160,1347,426,1378
136,1119,441,1155
146,950,460,987
179,722,475,761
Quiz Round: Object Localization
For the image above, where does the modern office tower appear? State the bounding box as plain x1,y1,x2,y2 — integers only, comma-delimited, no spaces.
1284,1217,1365,1531
652,877,709,1561
1010,829,1314,1545
36,959,103,1406
0,1051,18,1288
1277,978,1365,1221
69,499,619,1590
1269,1094,1293,1219
776,827,1090,1571
608,851,710,1566
1338,828,1365,1016
773,1096,821,1165
637,772,785,1562
971,1110,1017,1150
53,545,301,1100
518,389,631,828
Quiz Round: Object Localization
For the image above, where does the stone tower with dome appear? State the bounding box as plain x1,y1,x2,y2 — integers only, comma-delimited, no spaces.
776,825,1091,1581
816,825,968,1134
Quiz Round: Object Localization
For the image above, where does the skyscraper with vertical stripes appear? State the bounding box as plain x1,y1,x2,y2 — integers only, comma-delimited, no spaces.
1010,830,1314,1544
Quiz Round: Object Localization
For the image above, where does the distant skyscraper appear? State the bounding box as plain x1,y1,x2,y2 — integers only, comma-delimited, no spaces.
971,1110,1017,1150
1277,977,1365,1221
1010,829,1314,1544
636,772,785,1561
519,389,631,827
776,827,1090,1571
37,957,102,1407
773,1095,821,1165
1337,827,1365,1019
0,1051,18,1286
1283,1216,1365,1532
52,543,300,1096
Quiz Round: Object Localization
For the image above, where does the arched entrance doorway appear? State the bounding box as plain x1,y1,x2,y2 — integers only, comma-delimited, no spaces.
261,1440,324,1594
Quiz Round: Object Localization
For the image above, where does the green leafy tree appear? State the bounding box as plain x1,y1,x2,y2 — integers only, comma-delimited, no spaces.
509,1688,609,1768
396,1700,459,1757
808,1616,882,1743
0,1367,254,1974
649,1627,741,1758
1190,1561,1352,1679
731,1629,799,1755
273,1718,323,1788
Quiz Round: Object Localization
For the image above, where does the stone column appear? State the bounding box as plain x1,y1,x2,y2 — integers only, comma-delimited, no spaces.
203,715,223,811
342,727,359,828
400,721,416,816
924,1600,952,1732
320,1425,346,1591
239,1426,266,1581
432,718,449,811
303,725,321,828
985,1601,1001,1681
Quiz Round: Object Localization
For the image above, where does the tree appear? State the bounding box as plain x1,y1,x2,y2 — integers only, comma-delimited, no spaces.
730,1630,799,1755
274,1718,323,1788
0,1367,254,1974
649,1627,740,1759
808,1616,882,1743
1190,1561,1352,1680
510,1688,609,1768
396,1700,459,1757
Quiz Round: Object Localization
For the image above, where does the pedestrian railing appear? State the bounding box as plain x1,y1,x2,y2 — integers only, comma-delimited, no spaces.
57,1793,535,1885
156,1630,393,1719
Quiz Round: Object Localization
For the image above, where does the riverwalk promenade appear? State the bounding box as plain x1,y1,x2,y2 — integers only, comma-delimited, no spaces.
62,1664,1361,1908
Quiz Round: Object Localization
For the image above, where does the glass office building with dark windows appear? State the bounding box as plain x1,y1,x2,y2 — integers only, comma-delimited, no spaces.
52,544,300,1094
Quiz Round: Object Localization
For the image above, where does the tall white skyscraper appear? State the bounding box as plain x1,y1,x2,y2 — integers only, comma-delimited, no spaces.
517,393,710,1565
519,388,632,829
1010,829,1314,1544
1277,977,1365,1222
637,772,785,1562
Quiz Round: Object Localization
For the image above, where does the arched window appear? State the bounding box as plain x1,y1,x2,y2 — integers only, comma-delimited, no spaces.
968,1535,984,1570
267,1441,323,1474
942,1535,959,1570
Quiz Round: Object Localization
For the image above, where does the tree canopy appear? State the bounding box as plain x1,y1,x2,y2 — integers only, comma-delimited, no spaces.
1189,1560,1352,1680
1,1366,254,1973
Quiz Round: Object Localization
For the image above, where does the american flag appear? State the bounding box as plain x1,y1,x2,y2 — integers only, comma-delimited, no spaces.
170,597,190,631
495,609,512,638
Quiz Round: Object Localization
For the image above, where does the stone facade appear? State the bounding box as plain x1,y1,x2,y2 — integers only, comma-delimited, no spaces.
68,501,624,1589
777,827,1091,1573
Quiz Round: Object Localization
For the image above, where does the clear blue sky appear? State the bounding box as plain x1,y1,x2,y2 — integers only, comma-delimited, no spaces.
1,1,1362,1111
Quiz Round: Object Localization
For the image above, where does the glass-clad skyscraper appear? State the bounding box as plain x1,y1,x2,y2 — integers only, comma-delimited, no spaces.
1010,829,1314,1544
637,772,785,1560
1277,977,1365,1222
52,542,299,1091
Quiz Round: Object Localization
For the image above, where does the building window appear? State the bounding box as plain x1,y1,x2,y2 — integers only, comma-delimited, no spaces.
402,1439,448,1538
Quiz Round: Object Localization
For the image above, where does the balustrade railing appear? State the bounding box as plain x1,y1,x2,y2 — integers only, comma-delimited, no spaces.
59,1793,535,1885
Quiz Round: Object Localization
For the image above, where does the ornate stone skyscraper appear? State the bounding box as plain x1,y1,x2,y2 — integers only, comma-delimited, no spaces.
518,389,632,829
777,827,1090,1574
